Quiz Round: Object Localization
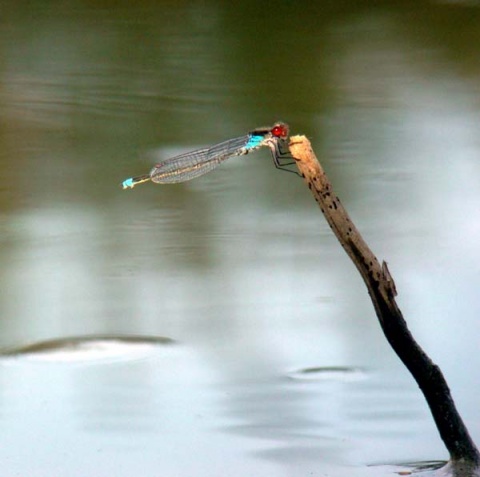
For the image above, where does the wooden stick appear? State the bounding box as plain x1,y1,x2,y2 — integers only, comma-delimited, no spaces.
288,134,480,466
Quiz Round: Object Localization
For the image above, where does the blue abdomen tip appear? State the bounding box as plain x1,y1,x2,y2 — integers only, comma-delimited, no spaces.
122,178,134,189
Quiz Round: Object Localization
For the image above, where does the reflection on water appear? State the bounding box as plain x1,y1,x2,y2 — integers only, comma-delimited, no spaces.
0,2,480,476
1,335,174,363
288,366,367,382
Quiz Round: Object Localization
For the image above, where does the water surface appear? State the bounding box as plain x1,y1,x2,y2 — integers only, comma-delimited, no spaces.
1,2,480,476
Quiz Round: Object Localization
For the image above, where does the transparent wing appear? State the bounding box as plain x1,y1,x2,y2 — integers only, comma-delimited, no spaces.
150,135,250,184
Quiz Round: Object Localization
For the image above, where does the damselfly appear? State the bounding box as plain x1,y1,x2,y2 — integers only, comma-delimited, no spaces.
121,122,295,189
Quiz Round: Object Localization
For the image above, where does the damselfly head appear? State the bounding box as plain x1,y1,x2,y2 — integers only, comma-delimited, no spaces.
271,122,289,139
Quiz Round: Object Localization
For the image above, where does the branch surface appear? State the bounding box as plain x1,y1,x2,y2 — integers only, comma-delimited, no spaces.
288,134,480,467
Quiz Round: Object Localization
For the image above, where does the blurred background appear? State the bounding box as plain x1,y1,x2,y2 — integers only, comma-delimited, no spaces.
1,1,479,476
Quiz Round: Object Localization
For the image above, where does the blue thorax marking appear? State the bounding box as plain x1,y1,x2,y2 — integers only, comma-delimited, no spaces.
244,134,266,150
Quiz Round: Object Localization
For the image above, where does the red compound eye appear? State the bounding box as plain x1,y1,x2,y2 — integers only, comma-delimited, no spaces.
271,123,288,138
